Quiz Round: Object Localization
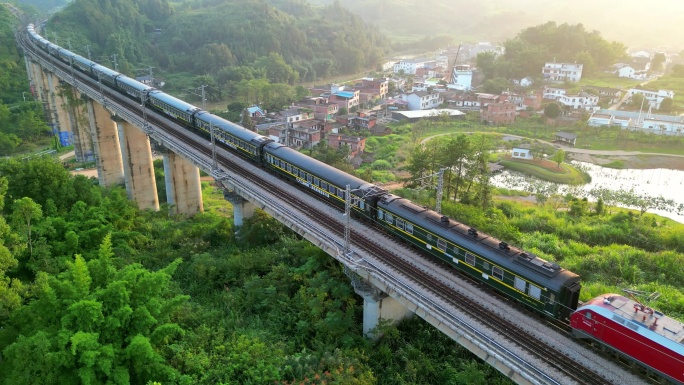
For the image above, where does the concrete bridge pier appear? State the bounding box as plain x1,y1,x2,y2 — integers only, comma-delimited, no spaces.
223,190,256,227
350,273,413,339
44,70,72,146
69,89,94,163
161,148,204,216
87,101,124,187
115,116,159,211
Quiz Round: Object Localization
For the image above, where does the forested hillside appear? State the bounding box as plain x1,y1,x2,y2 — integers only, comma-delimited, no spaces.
0,7,50,155
48,0,390,94
477,22,627,82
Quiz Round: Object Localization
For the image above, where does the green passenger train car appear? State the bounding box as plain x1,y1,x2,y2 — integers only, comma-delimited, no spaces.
376,194,581,321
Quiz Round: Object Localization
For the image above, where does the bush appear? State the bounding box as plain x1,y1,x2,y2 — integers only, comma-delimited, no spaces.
371,159,392,170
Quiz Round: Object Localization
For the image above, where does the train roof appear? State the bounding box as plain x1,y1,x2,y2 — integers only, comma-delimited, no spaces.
148,92,201,113
194,112,271,144
578,294,684,355
378,194,580,291
91,64,120,79
264,143,375,191
116,75,155,93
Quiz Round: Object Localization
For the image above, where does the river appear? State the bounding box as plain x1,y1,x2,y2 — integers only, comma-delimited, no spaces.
491,161,684,223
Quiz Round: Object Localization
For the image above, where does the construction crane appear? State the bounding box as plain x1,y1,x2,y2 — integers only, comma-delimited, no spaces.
447,44,462,84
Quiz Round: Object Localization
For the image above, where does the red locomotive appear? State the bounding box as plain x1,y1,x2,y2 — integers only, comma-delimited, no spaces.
571,294,684,383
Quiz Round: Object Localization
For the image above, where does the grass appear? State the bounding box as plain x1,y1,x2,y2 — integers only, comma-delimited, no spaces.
602,160,625,169
579,73,642,89
499,158,590,184
640,75,684,111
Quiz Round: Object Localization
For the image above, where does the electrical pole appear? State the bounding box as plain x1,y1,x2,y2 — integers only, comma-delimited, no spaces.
66,38,72,51
111,54,118,72
84,45,91,60
210,122,217,171
200,84,206,110
436,168,446,214
344,184,351,257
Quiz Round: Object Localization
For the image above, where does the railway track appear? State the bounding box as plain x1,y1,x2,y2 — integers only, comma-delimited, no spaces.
24,36,625,385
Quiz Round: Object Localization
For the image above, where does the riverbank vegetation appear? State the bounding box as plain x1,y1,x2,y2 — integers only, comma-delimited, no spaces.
499,157,590,184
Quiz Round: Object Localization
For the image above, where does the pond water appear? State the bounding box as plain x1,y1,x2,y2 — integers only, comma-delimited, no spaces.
491,161,684,223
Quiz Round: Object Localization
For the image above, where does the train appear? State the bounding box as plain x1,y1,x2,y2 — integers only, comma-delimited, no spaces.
24,24,683,384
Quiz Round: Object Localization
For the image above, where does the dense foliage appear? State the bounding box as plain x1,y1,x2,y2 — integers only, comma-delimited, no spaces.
0,7,51,155
0,157,514,384
477,21,627,80
49,0,389,110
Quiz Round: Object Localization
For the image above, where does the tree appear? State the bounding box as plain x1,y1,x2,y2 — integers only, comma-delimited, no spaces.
476,51,497,80
630,93,647,109
550,149,565,168
482,77,509,94
241,109,255,131
544,102,562,120
659,97,674,113
1,248,190,385
10,197,43,258
651,52,666,73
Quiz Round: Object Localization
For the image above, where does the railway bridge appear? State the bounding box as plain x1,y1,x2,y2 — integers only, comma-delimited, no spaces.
13,21,646,385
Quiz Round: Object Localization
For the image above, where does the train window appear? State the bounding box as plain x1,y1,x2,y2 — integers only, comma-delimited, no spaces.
314,177,319,186
359,201,365,210
286,164,292,172
307,174,312,183
396,218,404,230
386,213,393,223
584,312,592,320
492,266,504,280
514,277,526,292
337,189,344,198
406,223,414,234
528,285,541,300
437,238,447,251
378,210,384,220
321,181,328,190
329,185,336,194
465,252,476,266
482,261,490,270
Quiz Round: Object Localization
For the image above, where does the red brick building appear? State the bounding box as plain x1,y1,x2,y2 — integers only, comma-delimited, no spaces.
481,102,516,125
328,134,366,158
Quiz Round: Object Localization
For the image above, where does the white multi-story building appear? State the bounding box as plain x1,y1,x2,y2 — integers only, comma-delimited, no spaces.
613,63,636,78
449,65,473,91
627,89,675,109
401,91,442,110
392,58,432,75
543,87,567,100
542,62,583,82
557,92,600,111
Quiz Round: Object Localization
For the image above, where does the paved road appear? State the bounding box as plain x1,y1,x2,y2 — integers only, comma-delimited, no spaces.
420,132,684,158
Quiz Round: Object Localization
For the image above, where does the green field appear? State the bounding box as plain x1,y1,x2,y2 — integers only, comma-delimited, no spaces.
641,76,684,111
579,73,642,89
499,159,590,184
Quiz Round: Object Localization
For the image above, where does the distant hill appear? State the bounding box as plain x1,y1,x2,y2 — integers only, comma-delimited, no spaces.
305,0,684,50
49,0,390,82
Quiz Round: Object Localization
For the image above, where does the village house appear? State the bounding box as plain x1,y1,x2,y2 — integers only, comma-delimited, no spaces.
543,87,567,100
557,92,600,111
511,147,533,160
542,62,583,82
481,102,516,125
393,58,432,75
328,84,360,111
449,65,473,91
613,63,636,78
328,134,366,158
592,87,622,105
554,132,577,146
401,90,442,110
295,97,338,122
445,93,481,110
627,88,674,109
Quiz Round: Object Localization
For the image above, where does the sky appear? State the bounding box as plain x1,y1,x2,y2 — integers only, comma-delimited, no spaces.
306,0,684,51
